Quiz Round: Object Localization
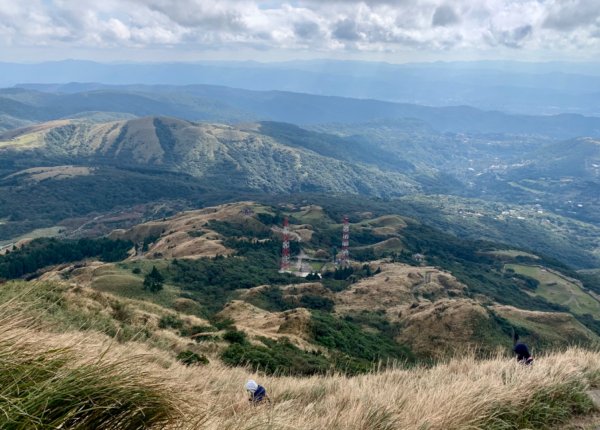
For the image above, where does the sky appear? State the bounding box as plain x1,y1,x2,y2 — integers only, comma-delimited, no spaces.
0,0,599,63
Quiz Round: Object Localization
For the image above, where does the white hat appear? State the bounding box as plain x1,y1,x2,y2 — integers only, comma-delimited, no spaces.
245,380,258,393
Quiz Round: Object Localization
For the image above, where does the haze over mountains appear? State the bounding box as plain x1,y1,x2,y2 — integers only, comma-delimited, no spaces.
4,0,600,426
2,82,600,139
0,59,598,331
1,59,600,116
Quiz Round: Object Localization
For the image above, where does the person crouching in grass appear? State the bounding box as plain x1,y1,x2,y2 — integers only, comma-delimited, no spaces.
245,380,270,405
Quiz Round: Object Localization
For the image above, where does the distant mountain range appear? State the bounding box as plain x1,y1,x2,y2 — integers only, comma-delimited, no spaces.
2,84,600,139
1,59,600,116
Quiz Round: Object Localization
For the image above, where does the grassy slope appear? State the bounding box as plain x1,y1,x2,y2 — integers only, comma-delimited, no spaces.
1,280,600,429
0,289,178,429
507,264,600,317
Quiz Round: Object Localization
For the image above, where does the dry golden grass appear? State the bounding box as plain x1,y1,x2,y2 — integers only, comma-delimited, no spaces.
109,201,266,259
4,165,93,182
2,282,600,429
172,348,598,430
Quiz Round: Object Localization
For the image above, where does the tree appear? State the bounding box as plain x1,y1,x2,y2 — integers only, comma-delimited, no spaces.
143,266,164,293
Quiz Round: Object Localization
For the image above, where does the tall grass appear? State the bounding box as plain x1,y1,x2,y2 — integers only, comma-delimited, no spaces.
0,301,179,429
172,349,600,429
1,281,600,429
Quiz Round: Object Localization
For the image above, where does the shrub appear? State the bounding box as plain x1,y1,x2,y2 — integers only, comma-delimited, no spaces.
310,312,414,364
0,237,133,279
111,301,132,324
299,294,335,311
176,350,209,366
223,329,247,344
158,315,184,330
143,266,164,293
220,337,331,375
212,318,235,330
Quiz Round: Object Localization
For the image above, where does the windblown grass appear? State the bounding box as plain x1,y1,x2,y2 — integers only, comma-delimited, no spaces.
175,349,600,429
0,299,179,429
1,281,600,429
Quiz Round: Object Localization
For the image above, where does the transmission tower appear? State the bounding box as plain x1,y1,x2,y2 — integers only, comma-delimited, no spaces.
339,215,350,266
279,217,291,272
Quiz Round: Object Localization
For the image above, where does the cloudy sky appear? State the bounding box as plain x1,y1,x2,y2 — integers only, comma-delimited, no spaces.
0,0,599,63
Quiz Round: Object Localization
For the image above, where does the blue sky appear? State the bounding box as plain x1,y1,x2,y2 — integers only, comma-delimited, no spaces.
1,0,599,63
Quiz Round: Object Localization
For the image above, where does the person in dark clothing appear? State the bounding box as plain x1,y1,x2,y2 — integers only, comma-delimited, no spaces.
245,380,270,404
513,332,534,365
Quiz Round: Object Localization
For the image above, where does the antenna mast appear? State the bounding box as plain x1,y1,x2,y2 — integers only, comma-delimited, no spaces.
339,215,350,266
280,217,291,272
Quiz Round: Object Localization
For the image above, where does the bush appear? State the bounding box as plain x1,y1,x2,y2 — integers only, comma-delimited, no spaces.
220,337,331,375
305,272,320,281
212,318,235,330
223,329,247,344
0,237,133,279
158,315,183,330
143,266,164,293
299,295,335,312
164,239,303,314
310,312,414,364
176,350,209,366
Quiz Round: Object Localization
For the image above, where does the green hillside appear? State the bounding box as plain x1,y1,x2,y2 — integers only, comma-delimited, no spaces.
2,201,599,371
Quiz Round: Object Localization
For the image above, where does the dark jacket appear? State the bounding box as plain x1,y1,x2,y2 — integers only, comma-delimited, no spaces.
250,385,267,403
513,343,531,361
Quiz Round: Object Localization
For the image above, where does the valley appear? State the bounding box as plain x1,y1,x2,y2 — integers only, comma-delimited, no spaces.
0,66,598,429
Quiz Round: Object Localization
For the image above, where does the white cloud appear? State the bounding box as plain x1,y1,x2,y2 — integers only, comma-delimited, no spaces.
0,0,598,60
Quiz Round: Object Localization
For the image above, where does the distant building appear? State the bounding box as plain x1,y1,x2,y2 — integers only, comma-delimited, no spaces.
412,253,425,263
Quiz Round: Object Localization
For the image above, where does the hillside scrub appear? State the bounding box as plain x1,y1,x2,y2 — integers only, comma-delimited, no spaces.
0,237,133,279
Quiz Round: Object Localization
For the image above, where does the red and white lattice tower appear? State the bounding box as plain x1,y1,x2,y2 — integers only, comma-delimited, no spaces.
280,217,291,272
339,215,350,266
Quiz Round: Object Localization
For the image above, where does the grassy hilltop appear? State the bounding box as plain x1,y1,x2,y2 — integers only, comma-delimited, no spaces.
1,200,600,428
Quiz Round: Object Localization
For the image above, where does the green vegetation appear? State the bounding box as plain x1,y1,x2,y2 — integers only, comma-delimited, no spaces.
506,264,600,317
482,378,594,430
165,239,302,315
0,281,154,343
143,266,164,293
220,337,332,376
0,165,213,241
0,302,177,429
310,312,415,365
343,310,403,341
0,343,176,429
0,237,132,279
246,286,334,312
206,219,271,239
223,329,247,344
176,350,209,366
219,311,413,376
158,314,184,330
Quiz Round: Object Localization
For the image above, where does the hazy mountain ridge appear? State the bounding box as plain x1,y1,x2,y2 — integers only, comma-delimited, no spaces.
0,116,418,197
0,114,598,269
3,84,600,138
3,60,600,115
